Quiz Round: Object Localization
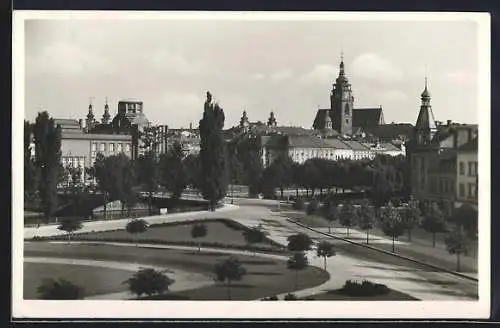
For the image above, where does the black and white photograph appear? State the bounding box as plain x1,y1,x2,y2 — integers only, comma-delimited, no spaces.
12,11,490,319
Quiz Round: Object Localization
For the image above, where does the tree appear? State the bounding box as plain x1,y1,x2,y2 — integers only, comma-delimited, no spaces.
213,256,246,300
37,278,84,299
191,223,208,252
105,154,137,216
380,203,405,253
184,154,201,190
124,268,174,298
339,203,357,237
242,225,268,255
33,111,62,222
401,196,421,241
199,92,229,210
287,233,313,252
445,227,471,272
235,133,263,197
451,204,478,260
24,120,38,204
160,142,188,202
136,150,159,214
93,152,112,219
320,201,340,234
287,252,309,290
125,219,149,247
316,241,336,270
357,200,376,244
451,204,478,240
421,202,448,247
270,154,294,199
57,218,83,244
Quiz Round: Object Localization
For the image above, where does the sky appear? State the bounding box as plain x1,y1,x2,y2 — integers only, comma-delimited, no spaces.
24,14,480,129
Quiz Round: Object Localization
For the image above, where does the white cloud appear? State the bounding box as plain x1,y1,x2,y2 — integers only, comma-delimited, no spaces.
444,70,476,85
148,51,208,75
27,42,114,76
161,92,202,109
270,69,293,82
251,73,265,80
300,64,339,84
351,53,404,84
381,90,408,102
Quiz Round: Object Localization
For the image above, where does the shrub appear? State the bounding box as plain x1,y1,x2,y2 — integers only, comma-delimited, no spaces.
293,198,305,211
339,279,389,297
37,278,85,300
283,293,298,300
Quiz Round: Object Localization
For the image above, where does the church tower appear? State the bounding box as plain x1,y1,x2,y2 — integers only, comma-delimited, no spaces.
85,100,95,132
101,97,111,124
330,53,354,135
414,78,437,146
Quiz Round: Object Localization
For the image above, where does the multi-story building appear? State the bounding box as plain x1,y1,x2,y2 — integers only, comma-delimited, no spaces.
407,79,478,215
455,136,478,210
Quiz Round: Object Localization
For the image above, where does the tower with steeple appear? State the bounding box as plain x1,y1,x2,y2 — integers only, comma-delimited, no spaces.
267,111,277,128
240,110,250,131
101,97,111,124
414,78,437,146
85,98,96,131
330,52,354,135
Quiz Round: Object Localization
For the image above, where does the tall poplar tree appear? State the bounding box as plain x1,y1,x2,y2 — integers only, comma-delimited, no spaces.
199,91,229,210
33,111,62,222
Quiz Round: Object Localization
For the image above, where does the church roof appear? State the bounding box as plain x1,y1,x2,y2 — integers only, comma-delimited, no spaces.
313,109,331,130
342,140,370,151
364,123,414,141
415,105,437,131
286,135,351,149
352,107,384,129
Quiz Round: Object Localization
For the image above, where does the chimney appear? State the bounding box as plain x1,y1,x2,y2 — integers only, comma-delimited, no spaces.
78,119,83,129
447,120,452,126
189,122,193,130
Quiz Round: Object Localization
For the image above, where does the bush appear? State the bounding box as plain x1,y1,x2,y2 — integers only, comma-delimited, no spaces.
306,199,319,215
293,198,305,211
37,278,85,299
339,279,390,297
283,293,298,300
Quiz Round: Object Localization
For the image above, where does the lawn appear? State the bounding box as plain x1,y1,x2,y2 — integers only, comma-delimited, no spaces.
58,219,284,252
301,288,419,301
24,262,133,299
24,242,330,300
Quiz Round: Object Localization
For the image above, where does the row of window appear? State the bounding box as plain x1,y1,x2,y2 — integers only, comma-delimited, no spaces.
62,156,85,167
91,142,131,153
458,161,478,177
458,182,478,199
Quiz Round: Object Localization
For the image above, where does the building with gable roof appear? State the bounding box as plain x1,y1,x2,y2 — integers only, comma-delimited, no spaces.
407,79,478,215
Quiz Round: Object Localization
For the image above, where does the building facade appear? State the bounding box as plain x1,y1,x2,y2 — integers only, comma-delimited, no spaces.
455,137,478,210
407,79,478,215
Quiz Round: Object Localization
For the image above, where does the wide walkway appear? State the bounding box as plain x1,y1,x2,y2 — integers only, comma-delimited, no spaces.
23,200,478,301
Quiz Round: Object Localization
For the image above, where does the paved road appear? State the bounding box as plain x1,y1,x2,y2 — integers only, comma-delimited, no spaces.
24,199,478,301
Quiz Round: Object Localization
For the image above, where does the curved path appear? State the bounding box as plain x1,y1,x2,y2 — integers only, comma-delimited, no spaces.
24,256,214,300
24,199,478,301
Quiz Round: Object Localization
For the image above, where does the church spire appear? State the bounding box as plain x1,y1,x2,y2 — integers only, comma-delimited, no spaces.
339,51,345,77
415,77,437,145
102,97,110,124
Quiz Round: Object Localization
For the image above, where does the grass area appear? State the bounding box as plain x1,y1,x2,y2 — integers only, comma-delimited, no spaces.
283,210,477,274
39,219,285,253
24,242,330,300
302,288,419,301
24,262,132,299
